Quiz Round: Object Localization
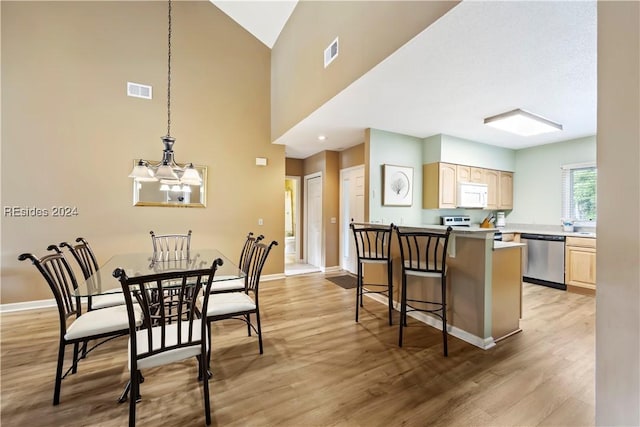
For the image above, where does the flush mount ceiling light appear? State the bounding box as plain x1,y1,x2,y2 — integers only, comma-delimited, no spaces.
128,0,202,187
317,135,327,141
484,109,563,136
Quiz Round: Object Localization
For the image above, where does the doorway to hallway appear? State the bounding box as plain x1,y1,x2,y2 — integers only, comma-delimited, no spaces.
284,175,320,276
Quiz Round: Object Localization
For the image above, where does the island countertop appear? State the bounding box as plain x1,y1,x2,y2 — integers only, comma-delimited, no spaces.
392,223,499,235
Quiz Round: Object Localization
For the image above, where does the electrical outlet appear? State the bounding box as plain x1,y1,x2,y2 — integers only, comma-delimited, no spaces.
258,218,264,226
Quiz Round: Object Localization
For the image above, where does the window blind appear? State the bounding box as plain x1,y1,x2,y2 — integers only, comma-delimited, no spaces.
561,163,597,224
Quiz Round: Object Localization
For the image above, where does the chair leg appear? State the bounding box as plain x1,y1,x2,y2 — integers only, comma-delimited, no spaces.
442,275,448,357
246,313,252,337
202,351,212,425
71,342,80,374
256,310,263,355
53,341,65,405
355,262,361,323
129,372,138,427
118,381,131,404
387,260,393,326
398,275,407,347
119,371,143,404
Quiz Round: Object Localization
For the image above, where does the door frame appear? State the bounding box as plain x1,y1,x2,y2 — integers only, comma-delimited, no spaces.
339,165,365,273
303,172,323,267
285,175,302,262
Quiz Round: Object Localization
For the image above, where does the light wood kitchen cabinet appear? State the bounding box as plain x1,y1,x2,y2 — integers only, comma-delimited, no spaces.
470,167,485,184
457,165,485,184
457,165,471,183
423,162,514,210
423,162,457,209
485,169,499,209
565,237,596,294
499,171,514,209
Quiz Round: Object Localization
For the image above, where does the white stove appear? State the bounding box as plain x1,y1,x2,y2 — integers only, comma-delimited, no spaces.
441,215,471,227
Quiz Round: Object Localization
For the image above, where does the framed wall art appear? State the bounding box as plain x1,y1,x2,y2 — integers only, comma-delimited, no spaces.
382,164,413,206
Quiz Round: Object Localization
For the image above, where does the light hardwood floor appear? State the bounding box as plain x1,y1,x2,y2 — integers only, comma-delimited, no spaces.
0,275,595,426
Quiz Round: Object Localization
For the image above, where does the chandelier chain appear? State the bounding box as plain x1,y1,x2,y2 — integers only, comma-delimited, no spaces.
167,0,172,137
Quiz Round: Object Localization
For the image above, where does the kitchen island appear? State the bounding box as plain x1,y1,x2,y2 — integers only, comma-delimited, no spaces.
364,224,524,349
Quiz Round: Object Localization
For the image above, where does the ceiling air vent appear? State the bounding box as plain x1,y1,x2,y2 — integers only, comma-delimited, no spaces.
127,82,152,100
324,37,339,68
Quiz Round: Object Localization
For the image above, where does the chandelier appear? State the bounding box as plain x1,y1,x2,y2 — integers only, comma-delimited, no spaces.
128,0,202,187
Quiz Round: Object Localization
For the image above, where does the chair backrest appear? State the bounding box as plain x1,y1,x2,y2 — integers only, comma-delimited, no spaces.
394,226,453,274
113,258,222,366
150,230,192,261
245,240,278,295
18,246,82,333
350,223,394,261
60,237,99,280
239,232,264,274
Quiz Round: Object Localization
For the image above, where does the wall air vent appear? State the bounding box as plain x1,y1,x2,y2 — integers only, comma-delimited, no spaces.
324,37,339,68
127,82,152,99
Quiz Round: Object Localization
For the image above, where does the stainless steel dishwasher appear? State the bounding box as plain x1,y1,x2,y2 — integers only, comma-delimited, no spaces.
521,233,566,290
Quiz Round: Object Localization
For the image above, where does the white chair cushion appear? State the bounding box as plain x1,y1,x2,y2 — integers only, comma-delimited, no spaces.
202,292,256,317
210,278,245,293
404,260,448,277
91,291,126,309
65,304,142,341
131,322,204,370
214,275,242,281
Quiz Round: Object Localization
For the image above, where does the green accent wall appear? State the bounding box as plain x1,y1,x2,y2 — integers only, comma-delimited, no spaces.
509,136,596,226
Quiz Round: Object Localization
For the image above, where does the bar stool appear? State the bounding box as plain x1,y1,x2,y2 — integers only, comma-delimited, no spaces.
394,225,453,356
350,222,394,325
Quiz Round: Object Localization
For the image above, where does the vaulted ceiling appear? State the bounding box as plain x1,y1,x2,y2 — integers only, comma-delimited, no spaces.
211,1,597,159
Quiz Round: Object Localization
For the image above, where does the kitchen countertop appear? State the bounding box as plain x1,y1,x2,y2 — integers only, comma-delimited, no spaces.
396,224,498,234
498,228,596,238
493,241,526,250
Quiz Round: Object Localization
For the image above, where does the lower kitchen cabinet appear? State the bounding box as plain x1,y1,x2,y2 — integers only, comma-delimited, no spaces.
565,237,596,294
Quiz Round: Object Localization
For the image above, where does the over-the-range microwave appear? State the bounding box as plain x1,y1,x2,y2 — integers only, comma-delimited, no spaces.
457,182,488,208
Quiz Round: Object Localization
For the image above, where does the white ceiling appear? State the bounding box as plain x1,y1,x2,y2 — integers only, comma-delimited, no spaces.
210,0,297,48
212,1,597,159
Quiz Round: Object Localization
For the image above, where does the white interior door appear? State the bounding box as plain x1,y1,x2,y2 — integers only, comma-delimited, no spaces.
305,174,322,268
340,166,365,273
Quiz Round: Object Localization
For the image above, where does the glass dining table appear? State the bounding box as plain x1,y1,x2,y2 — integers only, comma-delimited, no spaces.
76,249,244,297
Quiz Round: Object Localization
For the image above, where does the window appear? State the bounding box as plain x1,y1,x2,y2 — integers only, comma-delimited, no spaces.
562,163,597,224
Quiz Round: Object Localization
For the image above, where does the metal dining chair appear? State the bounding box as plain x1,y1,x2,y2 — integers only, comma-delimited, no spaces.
18,247,141,405
113,258,222,427
350,222,395,325
203,240,278,356
150,230,192,261
60,237,126,310
394,225,453,356
209,231,263,294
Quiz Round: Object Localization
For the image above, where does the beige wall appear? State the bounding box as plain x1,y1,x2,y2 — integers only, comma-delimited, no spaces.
271,0,459,140
596,1,640,424
1,1,284,304
285,147,363,266
339,143,364,170
285,158,304,177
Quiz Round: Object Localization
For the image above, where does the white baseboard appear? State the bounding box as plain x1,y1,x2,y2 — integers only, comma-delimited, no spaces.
0,298,56,313
364,293,496,350
261,273,286,281
322,266,342,274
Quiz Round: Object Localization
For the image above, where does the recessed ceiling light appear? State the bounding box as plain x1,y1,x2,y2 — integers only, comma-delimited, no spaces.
317,135,327,141
484,109,562,136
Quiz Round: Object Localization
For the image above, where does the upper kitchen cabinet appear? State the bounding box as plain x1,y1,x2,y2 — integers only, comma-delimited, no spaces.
423,162,457,208
457,165,485,184
470,167,485,184
423,162,514,210
485,169,499,209
499,171,514,209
